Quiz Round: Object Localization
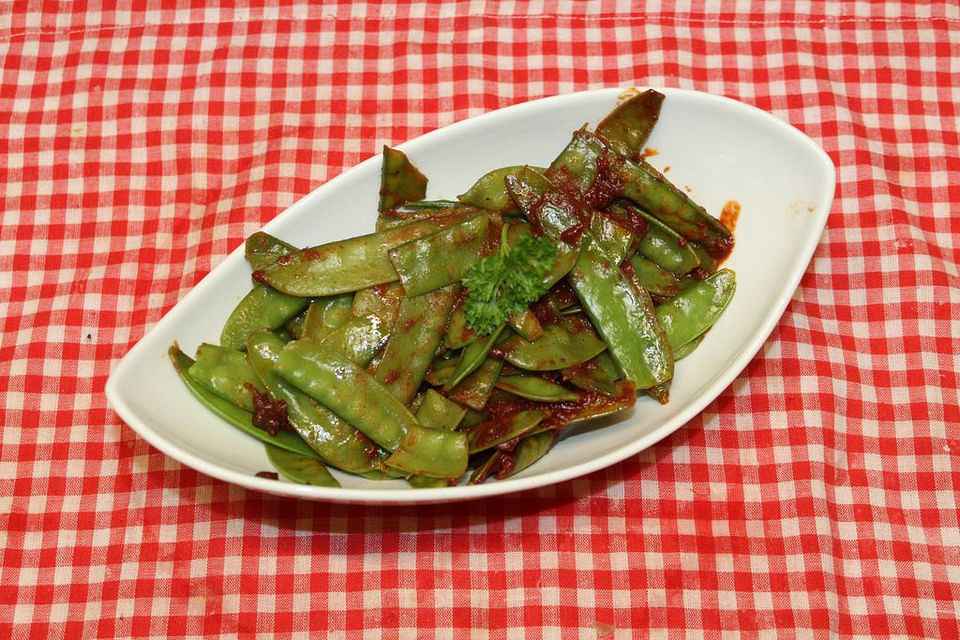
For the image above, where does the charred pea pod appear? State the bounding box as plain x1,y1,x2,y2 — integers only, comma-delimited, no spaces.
595,89,665,158
374,284,459,405
389,213,490,297
264,444,340,487
655,269,736,350
246,331,380,474
502,324,607,371
187,343,265,411
379,146,428,212
169,345,319,458
254,220,438,297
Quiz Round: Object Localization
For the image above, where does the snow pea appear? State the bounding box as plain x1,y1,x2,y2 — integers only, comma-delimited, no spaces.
220,285,309,350
255,220,438,296
563,352,618,396
626,254,682,300
446,357,503,411
245,232,298,271
502,431,557,478
425,357,456,386
301,293,354,341
350,283,405,331
568,216,674,389
547,132,604,193
459,165,545,212
389,213,490,297
588,211,636,264
374,284,459,404
444,323,506,391
444,302,478,349
379,146,428,212
319,314,389,367
526,381,638,439
397,199,461,211
609,200,700,275
414,389,466,431
385,425,468,479
495,376,580,402
689,241,719,274
187,343,264,411
169,345,319,458
502,324,607,371
283,307,309,340
246,331,380,473
408,475,451,488
595,89,664,158
509,309,544,342
275,339,411,450
655,269,736,350
264,444,340,487
467,408,551,453
468,451,503,485
376,204,477,231
673,332,705,360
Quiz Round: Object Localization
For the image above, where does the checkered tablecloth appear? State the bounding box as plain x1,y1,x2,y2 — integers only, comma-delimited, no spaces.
2,1,958,637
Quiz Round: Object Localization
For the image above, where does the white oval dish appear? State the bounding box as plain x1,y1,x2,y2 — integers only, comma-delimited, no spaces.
106,87,835,504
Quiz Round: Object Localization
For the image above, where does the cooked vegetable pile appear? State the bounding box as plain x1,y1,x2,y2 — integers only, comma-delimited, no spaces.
170,90,736,488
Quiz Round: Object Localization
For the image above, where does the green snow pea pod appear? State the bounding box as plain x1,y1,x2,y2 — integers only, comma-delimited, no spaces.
645,380,670,404
255,220,438,297
547,132,604,193
689,241,719,274
408,475,451,488
468,450,504,485
595,89,664,158
502,431,557,478
446,357,503,411
389,213,490,297
425,358,456,387
220,285,310,350
502,324,607,371
385,426,469,479
264,444,340,487
587,211,636,264
376,204,477,231
563,352,618,397
275,339,417,451
444,323,506,391
504,166,554,213
673,332,705,360
350,283,405,331
246,331,380,473
379,146,428,212
444,302,478,349
494,376,580,402
461,408,489,428
618,155,733,260
221,234,307,350
655,269,736,350
302,294,355,341
626,254,682,300
567,216,674,389
609,201,700,275
523,380,638,439
509,309,544,342
414,389,466,431
283,307,309,340
319,313,390,367
374,284,459,405
396,199,461,211
245,232,298,271
467,408,551,453
459,165,545,212
169,345,319,458
187,343,264,411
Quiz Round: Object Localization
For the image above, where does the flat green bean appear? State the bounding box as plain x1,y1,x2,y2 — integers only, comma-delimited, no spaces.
255,220,438,296
169,345,319,458
374,284,459,405
389,213,489,297
265,444,340,487
444,302,478,349
508,309,544,341
379,146,428,212
246,331,380,473
672,332,705,360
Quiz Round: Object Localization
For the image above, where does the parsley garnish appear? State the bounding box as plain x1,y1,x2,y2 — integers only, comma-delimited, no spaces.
462,227,556,335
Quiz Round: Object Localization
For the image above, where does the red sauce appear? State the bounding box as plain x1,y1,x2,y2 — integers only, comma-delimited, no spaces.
640,147,659,158
530,298,561,326
488,347,506,359
620,257,637,281
277,254,294,265
255,471,279,480
559,220,589,244
583,152,624,210
249,386,293,437
495,453,516,479
364,444,380,459
382,370,400,385
251,270,269,284
720,200,740,233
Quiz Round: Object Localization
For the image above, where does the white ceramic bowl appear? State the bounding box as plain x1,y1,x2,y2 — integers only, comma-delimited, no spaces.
106,87,835,504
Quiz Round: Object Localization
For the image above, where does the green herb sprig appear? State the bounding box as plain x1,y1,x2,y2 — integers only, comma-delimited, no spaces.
462,227,556,335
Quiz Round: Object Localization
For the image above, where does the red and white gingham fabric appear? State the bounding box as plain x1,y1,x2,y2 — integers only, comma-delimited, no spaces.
2,1,958,637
